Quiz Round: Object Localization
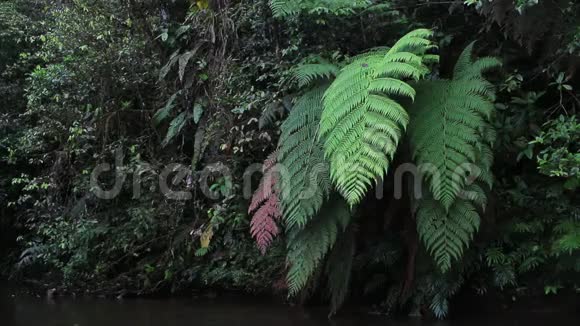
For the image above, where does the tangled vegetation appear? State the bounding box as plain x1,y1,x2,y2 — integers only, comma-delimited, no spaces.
1,0,578,319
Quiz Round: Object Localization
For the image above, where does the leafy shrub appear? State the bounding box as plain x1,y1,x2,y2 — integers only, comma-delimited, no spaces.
531,115,580,189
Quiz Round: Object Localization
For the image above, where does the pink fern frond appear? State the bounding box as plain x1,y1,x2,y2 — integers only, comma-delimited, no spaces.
249,151,282,254
250,194,281,254
248,151,279,214
248,173,279,213
263,150,278,171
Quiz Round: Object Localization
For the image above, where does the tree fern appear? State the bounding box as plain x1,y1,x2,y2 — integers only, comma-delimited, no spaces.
286,196,351,296
249,152,282,254
278,85,331,229
320,29,437,206
408,43,501,210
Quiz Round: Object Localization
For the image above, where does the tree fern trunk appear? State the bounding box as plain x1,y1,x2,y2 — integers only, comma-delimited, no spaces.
401,214,419,299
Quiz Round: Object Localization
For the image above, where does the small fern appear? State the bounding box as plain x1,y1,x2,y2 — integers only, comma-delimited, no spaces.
427,274,464,319
416,199,480,272
553,220,580,254
320,29,437,206
278,86,332,229
286,196,351,296
249,152,282,254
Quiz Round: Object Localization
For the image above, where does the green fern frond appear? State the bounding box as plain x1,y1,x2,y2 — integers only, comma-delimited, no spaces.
553,220,580,254
473,142,495,189
518,255,545,273
409,44,499,210
485,247,508,267
325,225,355,316
259,97,292,130
461,183,488,209
270,0,371,18
417,199,480,272
269,0,301,17
388,29,438,54
293,63,340,88
453,42,502,80
278,86,332,229
451,42,475,78
411,45,499,271
320,29,437,206
286,196,351,296
493,264,516,288
427,274,464,319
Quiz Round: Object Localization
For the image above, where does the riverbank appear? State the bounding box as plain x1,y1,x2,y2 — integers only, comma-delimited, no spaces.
2,279,578,323
1,281,578,326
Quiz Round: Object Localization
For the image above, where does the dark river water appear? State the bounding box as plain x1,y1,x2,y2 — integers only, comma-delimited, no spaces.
0,283,577,326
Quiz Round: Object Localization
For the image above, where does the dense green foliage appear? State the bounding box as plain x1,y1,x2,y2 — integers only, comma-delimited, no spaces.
1,0,579,320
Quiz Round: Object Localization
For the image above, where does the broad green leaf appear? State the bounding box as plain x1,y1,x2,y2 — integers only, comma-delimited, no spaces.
162,111,187,147
193,103,204,124
153,92,179,126
159,50,180,81
178,51,195,81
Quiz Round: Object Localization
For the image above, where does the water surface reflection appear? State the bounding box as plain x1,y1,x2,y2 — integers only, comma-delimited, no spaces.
0,284,575,326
